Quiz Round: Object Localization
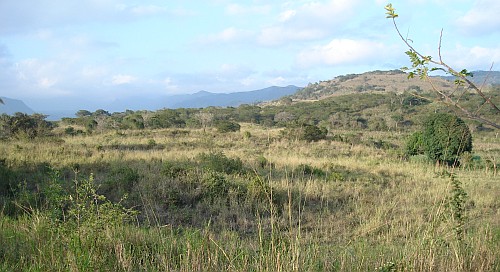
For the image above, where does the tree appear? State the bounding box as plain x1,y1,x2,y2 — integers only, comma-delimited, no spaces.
423,113,472,164
406,113,472,164
195,111,214,132
75,110,92,118
385,3,500,129
215,120,240,133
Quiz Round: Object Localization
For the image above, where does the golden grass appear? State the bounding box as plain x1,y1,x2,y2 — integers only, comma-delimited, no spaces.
0,124,499,271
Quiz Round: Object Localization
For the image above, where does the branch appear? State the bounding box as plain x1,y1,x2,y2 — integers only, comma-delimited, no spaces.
386,4,500,129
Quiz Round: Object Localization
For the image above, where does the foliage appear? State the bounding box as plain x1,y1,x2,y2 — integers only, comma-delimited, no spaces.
215,120,241,133
386,3,500,129
422,113,472,164
406,113,472,164
0,113,53,139
301,124,327,142
405,131,424,157
197,152,244,174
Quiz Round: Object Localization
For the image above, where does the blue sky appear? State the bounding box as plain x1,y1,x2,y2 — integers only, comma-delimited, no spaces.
0,0,499,110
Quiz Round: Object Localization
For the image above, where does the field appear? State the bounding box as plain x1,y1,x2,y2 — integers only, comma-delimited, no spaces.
0,124,499,271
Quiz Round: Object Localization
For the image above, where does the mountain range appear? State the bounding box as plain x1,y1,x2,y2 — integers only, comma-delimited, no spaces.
1,85,301,120
106,85,301,112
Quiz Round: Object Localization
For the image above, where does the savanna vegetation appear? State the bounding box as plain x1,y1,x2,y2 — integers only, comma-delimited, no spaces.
1,84,499,271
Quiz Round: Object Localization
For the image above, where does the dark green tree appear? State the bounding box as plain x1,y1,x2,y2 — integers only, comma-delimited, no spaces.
215,120,240,133
75,110,92,117
422,113,472,164
301,124,327,142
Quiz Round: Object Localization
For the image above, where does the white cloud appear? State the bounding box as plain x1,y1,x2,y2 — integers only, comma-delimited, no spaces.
278,10,297,22
15,59,60,88
268,76,286,86
456,0,500,35
111,74,137,85
296,39,388,67
445,44,500,70
0,1,181,35
163,77,179,92
257,0,360,46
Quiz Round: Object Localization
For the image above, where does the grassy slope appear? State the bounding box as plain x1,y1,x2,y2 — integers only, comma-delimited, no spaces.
0,124,499,271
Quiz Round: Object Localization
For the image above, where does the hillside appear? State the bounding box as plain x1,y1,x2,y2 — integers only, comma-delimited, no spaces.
440,70,500,86
0,97,35,115
289,70,459,101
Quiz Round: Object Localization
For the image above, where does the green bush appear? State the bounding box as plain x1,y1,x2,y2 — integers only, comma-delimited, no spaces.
215,121,241,133
100,166,140,203
423,113,472,164
405,131,424,156
406,113,472,164
197,152,244,174
301,124,327,142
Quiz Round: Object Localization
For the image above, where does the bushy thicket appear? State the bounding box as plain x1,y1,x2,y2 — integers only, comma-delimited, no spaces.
406,113,472,164
215,120,241,133
0,113,53,139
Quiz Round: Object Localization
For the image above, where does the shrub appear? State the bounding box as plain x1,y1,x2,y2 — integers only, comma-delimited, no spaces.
197,152,244,175
406,113,472,164
215,121,241,133
422,113,472,164
100,166,140,203
405,131,424,156
162,160,194,178
301,124,327,142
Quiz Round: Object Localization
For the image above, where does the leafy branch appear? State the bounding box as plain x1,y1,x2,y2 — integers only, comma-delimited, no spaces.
385,3,500,129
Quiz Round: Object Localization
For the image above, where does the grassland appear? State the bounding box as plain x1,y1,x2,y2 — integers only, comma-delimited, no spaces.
0,124,499,271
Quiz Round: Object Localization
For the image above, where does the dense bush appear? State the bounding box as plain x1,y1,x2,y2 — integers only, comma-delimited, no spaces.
215,120,241,133
406,113,472,164
425,113,472,163
405,131,424,156
301,124,327,142
0,113,53,139
197,152,244,174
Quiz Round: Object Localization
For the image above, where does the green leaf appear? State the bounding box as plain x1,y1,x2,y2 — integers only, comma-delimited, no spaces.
459,69,473,77
430,67,446,73
385,3,399,18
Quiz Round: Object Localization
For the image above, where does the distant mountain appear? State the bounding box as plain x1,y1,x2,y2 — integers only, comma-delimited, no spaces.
107,85,301,111
438,70,500,86
171,85,301,108
0,97,35,115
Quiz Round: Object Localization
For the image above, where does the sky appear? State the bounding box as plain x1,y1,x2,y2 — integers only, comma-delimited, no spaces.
0,0,499,111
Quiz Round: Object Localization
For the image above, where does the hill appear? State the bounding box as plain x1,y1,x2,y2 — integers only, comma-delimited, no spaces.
289,70,458,101
0,97,35,115
439,70,500,86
